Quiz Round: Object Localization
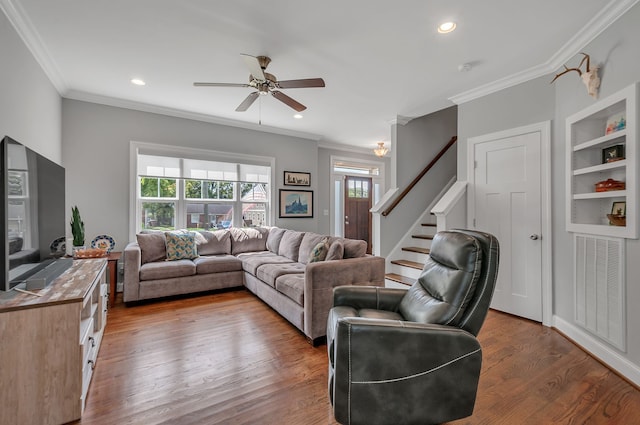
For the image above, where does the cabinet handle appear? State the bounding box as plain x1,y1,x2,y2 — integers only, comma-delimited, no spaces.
88,336,95,347
88,359,95,370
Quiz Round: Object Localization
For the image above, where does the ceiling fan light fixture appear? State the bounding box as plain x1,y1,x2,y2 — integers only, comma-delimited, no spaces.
293,114,303,119
437,21,456,34
131,78,146,86
374,142,389,157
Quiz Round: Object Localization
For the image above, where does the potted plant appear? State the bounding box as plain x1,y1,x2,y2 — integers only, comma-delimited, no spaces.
70,205,85,254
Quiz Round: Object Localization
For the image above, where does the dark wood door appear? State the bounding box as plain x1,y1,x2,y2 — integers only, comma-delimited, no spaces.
344,176,372,253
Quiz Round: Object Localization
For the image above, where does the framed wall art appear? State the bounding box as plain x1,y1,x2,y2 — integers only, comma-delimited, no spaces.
279,189,313,218
284,171,311,186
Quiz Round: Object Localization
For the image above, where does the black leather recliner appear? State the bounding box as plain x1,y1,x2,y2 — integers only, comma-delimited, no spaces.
326,229,499,425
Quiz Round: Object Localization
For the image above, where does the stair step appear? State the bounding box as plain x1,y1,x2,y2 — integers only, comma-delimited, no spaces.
421,223,437,227
391,259,424,270
412,234,434,240
385,273,415,287
402,246,430,255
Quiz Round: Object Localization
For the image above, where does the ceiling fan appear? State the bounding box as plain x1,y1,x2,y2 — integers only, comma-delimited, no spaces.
193,54,325,112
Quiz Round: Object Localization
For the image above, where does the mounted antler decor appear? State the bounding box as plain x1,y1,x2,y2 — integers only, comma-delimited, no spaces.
551,52,600,98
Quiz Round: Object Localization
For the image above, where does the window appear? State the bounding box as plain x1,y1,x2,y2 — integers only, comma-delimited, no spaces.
135,152,271,233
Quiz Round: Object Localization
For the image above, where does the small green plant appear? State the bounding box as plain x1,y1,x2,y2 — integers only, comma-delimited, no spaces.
70,206,85,247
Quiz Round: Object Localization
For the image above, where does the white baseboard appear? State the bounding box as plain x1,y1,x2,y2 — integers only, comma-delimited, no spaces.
553,315,640,387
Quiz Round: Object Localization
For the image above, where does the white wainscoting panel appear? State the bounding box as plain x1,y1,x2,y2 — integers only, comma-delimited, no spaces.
574,234,625,351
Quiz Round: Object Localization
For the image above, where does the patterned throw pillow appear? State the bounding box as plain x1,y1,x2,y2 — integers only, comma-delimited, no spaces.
164,231,199,261
308,238,330,263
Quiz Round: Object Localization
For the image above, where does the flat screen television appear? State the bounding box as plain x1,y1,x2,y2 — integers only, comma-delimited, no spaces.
1,136,68,291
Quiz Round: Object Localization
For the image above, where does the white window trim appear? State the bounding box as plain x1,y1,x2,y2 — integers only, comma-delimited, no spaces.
129,141,275,241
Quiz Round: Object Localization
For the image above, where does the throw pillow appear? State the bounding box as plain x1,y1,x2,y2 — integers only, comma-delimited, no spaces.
325,240,344,261
165,231,199,261
308,238,330,263
136,232,167,264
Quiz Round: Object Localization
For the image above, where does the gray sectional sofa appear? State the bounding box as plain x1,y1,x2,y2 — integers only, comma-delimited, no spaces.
123,227,385,342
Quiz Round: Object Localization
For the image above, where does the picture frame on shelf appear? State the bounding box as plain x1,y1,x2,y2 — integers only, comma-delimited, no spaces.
611,201,626,217
279,189,313,218
283,171,311,186
602,144,625,163
605,112,626,135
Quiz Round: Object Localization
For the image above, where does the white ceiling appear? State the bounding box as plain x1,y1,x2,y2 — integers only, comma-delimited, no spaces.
2,0,636,151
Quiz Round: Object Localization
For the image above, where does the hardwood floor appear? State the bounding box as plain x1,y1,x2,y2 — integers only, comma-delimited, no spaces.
75,289,640,425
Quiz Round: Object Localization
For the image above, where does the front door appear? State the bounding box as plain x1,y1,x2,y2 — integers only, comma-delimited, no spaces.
470,127,544,322
344,176,372,253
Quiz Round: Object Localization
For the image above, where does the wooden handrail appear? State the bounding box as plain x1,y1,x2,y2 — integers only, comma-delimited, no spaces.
381,136,457,217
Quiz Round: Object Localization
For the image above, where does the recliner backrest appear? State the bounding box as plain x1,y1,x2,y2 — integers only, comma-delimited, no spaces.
398,231,483,327
453,229,500,336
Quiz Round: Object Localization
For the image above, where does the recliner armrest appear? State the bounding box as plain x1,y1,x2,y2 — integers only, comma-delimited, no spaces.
332,285,406,311
331,318,482,425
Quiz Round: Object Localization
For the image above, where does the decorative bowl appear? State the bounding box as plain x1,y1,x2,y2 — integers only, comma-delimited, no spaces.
606,214,626,226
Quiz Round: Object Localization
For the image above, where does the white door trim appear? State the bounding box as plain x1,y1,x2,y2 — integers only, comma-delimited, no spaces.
466,121,553,326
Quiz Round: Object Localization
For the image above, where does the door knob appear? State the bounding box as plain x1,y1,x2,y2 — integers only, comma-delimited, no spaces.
530,234,540,240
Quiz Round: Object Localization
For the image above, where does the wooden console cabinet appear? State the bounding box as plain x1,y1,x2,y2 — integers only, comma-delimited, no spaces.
0,259,108,425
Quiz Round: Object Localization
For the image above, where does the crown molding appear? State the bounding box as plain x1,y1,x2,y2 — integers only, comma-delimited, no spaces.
317,140,377,155
449,0,640,105
389,115,414,126
0,0,67,93
64,90,323,142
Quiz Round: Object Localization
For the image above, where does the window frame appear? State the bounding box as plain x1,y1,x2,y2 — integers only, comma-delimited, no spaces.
130,141,275,239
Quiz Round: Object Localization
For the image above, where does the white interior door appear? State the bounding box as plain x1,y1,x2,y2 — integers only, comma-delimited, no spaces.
470,127,544,322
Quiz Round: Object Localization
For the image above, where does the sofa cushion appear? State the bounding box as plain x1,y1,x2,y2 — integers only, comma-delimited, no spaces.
139,259,196,281
275,273,305,305
197,230,231,256
9,237,23,255
308,238,330,263
298,233,328,265
136,232,166,264
165,231,199,260
325,240,344,261
266,227,287,254
341,238,367,258
230,227,269,255
194,255,243,274
278,230,305,261
256,262,305,287
237,252,293,275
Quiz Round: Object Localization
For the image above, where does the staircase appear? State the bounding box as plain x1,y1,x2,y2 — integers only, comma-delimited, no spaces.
385,221,436,288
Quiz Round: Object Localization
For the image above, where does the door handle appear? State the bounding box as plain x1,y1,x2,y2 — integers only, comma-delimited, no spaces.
530,234,540,240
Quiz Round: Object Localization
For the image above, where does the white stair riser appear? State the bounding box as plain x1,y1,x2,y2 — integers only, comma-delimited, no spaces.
385,279,411,289
399,251,430,263
390,264,422,279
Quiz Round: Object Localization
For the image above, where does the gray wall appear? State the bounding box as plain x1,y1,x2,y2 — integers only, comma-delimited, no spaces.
0,10,61,162
379,106,457,257
62,99,320,251
457,2,640,368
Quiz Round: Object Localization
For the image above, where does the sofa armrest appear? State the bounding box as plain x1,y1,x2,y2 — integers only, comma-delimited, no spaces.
332,285,406,311
123,242,142,302
331,318,481,425
303,255,385,340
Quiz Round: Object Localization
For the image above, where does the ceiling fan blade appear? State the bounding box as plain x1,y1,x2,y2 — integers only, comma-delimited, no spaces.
241,54,266,81
193,82,250,88
235,92,260,112
271,90,306,112
276,78,325,89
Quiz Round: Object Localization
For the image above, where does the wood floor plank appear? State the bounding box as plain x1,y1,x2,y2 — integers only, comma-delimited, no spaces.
73,290,640,425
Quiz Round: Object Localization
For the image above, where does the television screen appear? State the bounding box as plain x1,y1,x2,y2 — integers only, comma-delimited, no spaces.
2,136,66,291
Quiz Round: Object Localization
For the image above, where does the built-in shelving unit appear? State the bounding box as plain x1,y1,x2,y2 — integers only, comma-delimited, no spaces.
566,82,638,238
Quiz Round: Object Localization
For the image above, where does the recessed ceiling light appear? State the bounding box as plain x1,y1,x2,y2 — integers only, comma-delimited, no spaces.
131,78,146,86
437,22,456,34
293,114,303,119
